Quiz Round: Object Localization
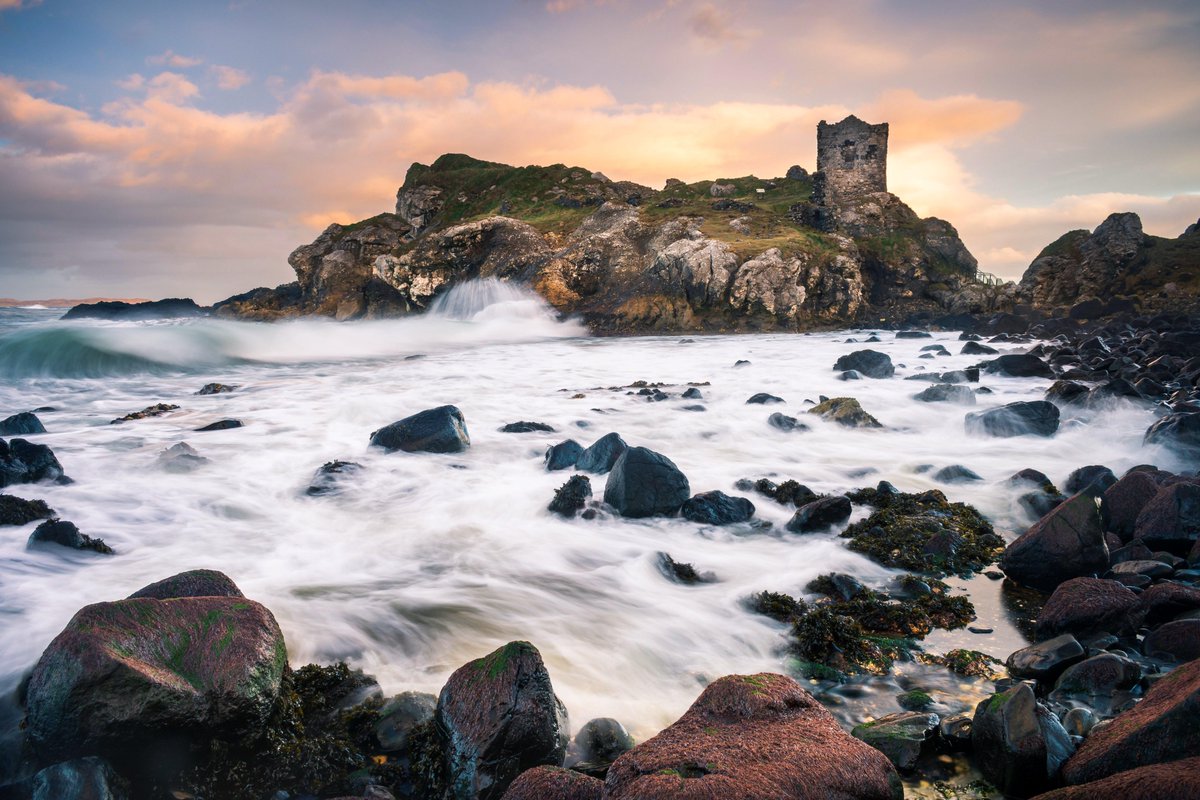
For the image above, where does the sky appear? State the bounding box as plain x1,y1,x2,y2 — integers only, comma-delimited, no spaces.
0,0,1197,303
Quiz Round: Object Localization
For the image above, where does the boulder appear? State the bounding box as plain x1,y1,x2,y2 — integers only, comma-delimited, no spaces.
548,475,592,518
1102,471,1163,540
1061,658,1200,785
1065,466,1118,495
1053,653,1141,695
603,673,902,799
0,412,46,436
1005,634,1086,682
746,393,784,405
128,569,244,600
1034,578,1141,640
1046,380,1090,406
1133,482,1200,550
833,350,895,379
575,717,635,764
436,641,569,800
603,447,690,518
1001,494,1109,591
0,493,54,526
966,401,1060,438
960,341,998,355
851,712,940,772
24,591,286,763
157,442,209,473
1141,619,1200,662
971,683,1074,797
1143,412,1200,458
1030,756,1200,800
576,433,627,474
545,440,584,471
28,519,114,555
985,353,1055,378
914,384,976,405
0,438,67,487
31,756,130,800
680,491,754,525
1138,582,1200,626
786,496,852,533
370,405,470,453
808,397,882,428
501,766,601,800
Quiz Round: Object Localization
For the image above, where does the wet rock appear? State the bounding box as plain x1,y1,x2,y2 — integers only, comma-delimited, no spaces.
681,387,703,400
766,412,808,432
786,495,852,533
914,384,976,404
1006,634,1086,682
1133,482,1200,550
603,673,902,800
833,350,895,379
128,569,244,600
0,411,46,435
1064,465,1117,495
1045,380,1090,406
1102,471,1162,540
575,717,634,765
746,590,807,624
195,418,243,432
966,401,1060,438
0,493,54,525
808,397,882,428
545,440,584,471
157,442,209,473
1053,653,1140,695
549,475,592,518
1143,411,1200,458
1001,493,1109,591
370,405,470,453
680,490,754,525
807,572,867,601
1032,756,1200,800
656,553,715,585
305,460,363,496
1060,658,1200,785
500,421,555,433
375,691,436,752
941,649,1004,678
24,589,286,764
436,641,569,800
971,683,1074,796
934,465,983,484
1021,490,1067,520
0,437,67,487
197,382,236,395
30,756,130,800
960,341,998,355
939,714,972,752
1109,559,1172,579
109,403,180,424
746,393,784,405
576,432,627,474
1138,582,1200,626
896,330,932,339
28,519,114,554
984,353,1055,378
1035,578,1142,640
603,447,689,518
1141,619,1200,661
501,766,601,800
852,712,940,772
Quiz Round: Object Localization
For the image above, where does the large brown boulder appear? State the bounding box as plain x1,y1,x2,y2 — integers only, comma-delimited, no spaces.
1035,578,1142,640
501,766,602,800
1001,494,1110,591
603,673,902,799
1101,471,1161,541
1031,756,1200,799
436,641,569,800
1133,482,1200,551
1138,582,1200,626
1061,658,1200,785
24,592,286,764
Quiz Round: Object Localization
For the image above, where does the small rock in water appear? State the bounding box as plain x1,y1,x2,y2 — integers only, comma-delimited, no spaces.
370,405,469,453
0,411,46,435
680,490,754,525
966,401,1059,438
833,350,894,379
808,397,882,428
576,432,627,474
545,439,584,471
851,711,939,772
786,495,852,533
0,494,55,526
839,370,862,380
0,438,68,486
961,340,999,355
733,359,750,367
157,441,209,473
656,552,715,584
548,475,592,518
196,382,237,395
110,403,179,424
681,387,703,399
934,464,983,484
767,412,808,432
603,446,689,518
968,625,994,634
195,418,244,432
746,392,784,405
499,421,556,433
306,460,363,496
27,519,114,554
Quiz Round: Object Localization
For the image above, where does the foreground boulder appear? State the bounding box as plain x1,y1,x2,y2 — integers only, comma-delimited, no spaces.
1000,493,1109,591
603,447,690,518
1061,657,1200,785
966,401,1060,437
24,581,287,764
604,673,902,799
436,641,568,800
502,766,601,800
971,683,1074,796
833,350,895,379
0,438,66,487
1032,756,1200,799
370,405,470,453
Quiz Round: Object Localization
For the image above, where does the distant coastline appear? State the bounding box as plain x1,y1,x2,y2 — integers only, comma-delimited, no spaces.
0,297,151,309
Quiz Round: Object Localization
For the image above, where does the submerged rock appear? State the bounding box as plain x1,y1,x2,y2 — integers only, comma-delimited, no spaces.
499,421,555,433
656,552,715,585
852,711,939,772
28,519,114,554
0,411,46,435
305,460,363,496
984,353,1055,378
1143,411,1200,458
680,490,754,525
746,392,784,404
603,673,901,799
767,412,809,432
370,405,470,453
157,442,209,473
603,446,690,518
195,418,243,432
914,384,976,404
196,382,236,395
435,641,568,800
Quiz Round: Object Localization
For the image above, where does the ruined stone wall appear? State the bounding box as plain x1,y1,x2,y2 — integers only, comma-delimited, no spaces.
816,116,888,205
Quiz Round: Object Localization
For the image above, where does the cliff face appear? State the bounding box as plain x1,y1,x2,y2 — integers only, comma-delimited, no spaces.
1019,212,1200,316
215,153,1010,331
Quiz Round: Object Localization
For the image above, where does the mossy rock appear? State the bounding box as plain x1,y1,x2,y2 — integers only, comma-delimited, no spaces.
808,397,882,428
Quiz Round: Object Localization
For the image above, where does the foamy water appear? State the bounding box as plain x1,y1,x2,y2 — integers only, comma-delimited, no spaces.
0,286,1181,737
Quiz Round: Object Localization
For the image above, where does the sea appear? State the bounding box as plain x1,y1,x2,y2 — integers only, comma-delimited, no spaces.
0,282,1178,740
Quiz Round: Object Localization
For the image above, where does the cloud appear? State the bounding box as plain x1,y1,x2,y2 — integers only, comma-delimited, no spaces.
0,0,41,10
147,50,203,69
210,65,251,91
687,3,754,47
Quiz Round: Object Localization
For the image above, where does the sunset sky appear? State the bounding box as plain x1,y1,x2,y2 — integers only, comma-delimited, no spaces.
1,0,1197,302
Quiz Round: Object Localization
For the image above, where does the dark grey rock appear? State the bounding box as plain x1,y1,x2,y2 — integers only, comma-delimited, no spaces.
370,406,469,453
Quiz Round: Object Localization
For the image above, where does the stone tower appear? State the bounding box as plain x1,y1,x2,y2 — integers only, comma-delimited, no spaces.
816,115,888,205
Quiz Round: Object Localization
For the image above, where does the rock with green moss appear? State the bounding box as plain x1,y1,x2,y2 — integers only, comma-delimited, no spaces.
841,488,1003,575
745,590,808,623
971,683,1074,797
807,397,882,428
939,649,1004,679
24,587,287,766
435,641,568,800
852,711,940,771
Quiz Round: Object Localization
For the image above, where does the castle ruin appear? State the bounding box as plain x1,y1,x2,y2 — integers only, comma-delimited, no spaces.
815,115,888,205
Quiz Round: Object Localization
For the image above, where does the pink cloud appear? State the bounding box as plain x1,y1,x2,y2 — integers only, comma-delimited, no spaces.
211,65,251,91
147,50,204,69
